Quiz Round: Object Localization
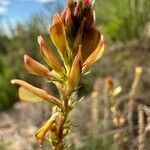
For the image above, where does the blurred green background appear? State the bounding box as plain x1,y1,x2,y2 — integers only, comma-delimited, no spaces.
0,0,150,149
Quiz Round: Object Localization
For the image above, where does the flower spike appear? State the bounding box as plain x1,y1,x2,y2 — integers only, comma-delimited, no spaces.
11,0,105,148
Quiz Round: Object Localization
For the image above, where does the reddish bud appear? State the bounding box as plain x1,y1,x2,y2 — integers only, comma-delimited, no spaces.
83,0,92,8
52,13,61,25
24,55,51,77
65,8,73,27
61,8,73,28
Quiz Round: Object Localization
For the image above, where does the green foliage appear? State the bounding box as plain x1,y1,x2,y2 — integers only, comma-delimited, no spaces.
0,56,16,110
95,0,150,41
0,16,49,110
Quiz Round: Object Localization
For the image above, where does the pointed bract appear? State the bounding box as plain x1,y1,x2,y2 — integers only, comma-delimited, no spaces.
24,55,51,77
67,46,82,95
82,35,105,73
38,35,65,74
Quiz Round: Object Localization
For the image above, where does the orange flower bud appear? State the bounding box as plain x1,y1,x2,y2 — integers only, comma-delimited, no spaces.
24,55,51,77
50,14,70,61
38,35,65,74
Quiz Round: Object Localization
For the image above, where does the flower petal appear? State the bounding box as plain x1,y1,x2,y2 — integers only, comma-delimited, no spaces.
82,35,105,73
50,13,70,61
36,112,59,146
38,35,65,74
11,79,62,107
62,8,73,29
81,27,100,62
67,46,82,95
24,55,51,77
18,87,47,103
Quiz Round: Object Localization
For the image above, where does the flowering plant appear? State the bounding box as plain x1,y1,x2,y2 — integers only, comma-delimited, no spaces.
11,0,105,149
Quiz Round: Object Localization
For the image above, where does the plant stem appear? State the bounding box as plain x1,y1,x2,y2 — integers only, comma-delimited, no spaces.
52,83,71,150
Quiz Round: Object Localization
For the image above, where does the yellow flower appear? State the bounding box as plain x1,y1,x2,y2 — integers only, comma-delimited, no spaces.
11,79,61,107
36,113,59,146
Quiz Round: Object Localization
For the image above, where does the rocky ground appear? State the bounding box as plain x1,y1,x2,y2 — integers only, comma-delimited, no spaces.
0,102,51,150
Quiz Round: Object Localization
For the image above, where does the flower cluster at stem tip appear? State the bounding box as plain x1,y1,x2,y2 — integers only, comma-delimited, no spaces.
11,0,105,148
